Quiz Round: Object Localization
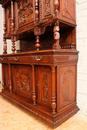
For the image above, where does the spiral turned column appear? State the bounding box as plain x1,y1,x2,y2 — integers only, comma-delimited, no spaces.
3,8,7,54
11,0,16,53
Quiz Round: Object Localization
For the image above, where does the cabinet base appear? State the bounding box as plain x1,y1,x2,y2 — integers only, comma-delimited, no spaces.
1,91,79,128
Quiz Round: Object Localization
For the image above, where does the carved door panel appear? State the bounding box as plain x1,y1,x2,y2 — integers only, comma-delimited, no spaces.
39,0,54,23
59,65,76,109
12,64,32,100
35,66,52,108
59,0,76,24
17,0,34,32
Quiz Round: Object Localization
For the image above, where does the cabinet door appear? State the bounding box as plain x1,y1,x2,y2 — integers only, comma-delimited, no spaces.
39,0,54,24
17,0,35,33
11,64,32,100
59,0,76,24
35,66,52,108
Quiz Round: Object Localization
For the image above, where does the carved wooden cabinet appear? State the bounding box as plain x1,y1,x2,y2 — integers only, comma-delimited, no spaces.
0,0,79,128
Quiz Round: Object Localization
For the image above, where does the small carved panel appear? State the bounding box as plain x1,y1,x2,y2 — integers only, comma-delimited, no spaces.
59,65,76,108
39,0,54,22
12,64,32,99
35,66,52,107
17,0,34,28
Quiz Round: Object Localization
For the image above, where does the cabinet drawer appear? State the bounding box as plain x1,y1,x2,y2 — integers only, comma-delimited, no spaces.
6,55,53,64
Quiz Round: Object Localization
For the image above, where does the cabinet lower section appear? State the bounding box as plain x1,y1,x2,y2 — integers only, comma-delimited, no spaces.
0,50,79,128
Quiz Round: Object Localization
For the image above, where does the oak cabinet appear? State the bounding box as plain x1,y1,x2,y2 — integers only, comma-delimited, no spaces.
0,0,78,128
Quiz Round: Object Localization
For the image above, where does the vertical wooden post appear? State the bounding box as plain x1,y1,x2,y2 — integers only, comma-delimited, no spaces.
11,0,16,53
34,0,40,51
35,0,39,23
53,21,60,49
34,27,41,51
53,0,60,49
51,66,56,114
3,8,7,54
32,65,36,105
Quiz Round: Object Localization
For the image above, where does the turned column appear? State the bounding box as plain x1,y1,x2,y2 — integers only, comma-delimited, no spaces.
34,0,40,50
3,8,7,54
51,66,56,114
32,65,36,105
11,0,16,53
34,27,41,51
53,0,60,49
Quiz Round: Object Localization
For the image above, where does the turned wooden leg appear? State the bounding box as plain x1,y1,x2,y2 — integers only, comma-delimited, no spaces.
32,65,36,105
51,66,56,114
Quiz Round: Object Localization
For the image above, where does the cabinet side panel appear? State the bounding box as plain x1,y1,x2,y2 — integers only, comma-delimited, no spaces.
59,65,76,109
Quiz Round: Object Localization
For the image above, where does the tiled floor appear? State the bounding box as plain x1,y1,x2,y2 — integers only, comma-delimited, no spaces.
0,95,87,130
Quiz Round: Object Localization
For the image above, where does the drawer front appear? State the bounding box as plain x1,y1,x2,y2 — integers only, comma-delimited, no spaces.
6,55,53,64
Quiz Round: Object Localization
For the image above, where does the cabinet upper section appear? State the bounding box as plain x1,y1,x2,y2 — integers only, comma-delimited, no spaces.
2,0,76,36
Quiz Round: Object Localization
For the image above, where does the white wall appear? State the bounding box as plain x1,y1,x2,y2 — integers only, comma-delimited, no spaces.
76,0,87,115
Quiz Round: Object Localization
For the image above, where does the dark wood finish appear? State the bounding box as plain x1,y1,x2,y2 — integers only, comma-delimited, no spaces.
0,0,79,128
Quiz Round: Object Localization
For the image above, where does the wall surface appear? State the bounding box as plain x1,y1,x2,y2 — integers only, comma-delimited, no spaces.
0,1,87,114
76,0,87,115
